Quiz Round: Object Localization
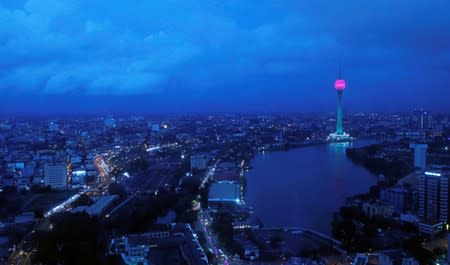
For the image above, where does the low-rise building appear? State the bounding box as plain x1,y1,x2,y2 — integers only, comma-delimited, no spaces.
109,224,208,265
14,212,35,225
190,155,208,171
380,187,414,213
362,202,394,218
418,220,443,235
208,181,241,204
71,195,118,217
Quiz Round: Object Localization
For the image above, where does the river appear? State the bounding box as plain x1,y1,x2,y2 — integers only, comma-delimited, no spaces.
246,140,377,235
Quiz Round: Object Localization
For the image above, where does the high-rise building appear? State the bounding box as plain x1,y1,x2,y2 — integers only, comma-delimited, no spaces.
412,109,432,130
104,117,116,129
44,164,68,189
48,121,59,132
328,74,352,142
410,144,428,169
419,111,432,130
418,171,449,222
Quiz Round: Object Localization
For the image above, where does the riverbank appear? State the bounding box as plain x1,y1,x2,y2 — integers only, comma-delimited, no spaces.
205,140,379,262
345,143,413,184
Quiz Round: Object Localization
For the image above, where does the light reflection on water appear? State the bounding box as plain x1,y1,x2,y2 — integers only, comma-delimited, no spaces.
328,141,351,153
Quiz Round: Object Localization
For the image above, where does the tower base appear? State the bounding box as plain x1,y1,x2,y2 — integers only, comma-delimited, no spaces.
327,132,353,142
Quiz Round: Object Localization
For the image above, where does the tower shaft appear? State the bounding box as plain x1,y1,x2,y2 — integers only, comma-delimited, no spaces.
336,90,343,134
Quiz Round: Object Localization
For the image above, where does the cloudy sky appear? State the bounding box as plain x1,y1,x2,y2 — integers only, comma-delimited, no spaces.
0,0,449,114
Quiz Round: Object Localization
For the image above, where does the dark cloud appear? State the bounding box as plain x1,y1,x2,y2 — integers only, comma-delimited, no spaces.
0,0,449,112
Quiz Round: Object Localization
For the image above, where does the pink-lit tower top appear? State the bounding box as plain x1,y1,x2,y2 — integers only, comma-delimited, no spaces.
335,79,346,91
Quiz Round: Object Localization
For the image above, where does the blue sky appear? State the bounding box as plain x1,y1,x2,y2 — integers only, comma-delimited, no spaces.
0,0,449,113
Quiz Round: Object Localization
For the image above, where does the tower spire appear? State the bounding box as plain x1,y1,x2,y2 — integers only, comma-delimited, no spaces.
338,61,342,79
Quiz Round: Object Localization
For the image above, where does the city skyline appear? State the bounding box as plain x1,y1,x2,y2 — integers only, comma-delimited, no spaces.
1,1,450,265
0,0,450,113
1,111,449,265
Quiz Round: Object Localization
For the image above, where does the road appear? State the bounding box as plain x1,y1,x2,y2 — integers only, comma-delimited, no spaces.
197,208,236,265
200,162,217,189
195,163,245,265
106,144,181,218
94,155,113,186
7,151,116,264
7,142,186,264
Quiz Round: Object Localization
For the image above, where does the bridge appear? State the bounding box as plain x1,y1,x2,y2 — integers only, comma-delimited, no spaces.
261,227,347,255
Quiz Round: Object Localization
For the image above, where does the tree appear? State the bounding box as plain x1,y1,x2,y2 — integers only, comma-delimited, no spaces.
108,182,127,199
33,209,45,220
211,212,234,248
34,213,106,265
126,158,149,173
269,236,282,249
403,236,434,265
332,215,356,248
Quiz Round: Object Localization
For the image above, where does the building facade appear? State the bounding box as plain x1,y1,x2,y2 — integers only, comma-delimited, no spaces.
380,187,413,213
44,164,68,189
190,155,208,171
418,171,449,223
410,144,428,169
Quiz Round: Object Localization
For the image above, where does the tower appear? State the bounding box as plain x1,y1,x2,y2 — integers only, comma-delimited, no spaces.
335,79,345,135
327,70,352,142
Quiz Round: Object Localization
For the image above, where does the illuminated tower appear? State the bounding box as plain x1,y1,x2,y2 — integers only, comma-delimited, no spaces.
328,72,352,142
335,79,345,135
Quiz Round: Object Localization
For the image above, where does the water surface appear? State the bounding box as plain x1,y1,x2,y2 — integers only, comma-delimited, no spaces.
246,141,376,235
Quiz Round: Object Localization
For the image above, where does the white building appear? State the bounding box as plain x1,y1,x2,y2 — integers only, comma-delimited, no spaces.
151,123,160,132
44,164,67,189
191,155,208,171
208,181,241,204
410,144,428,169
